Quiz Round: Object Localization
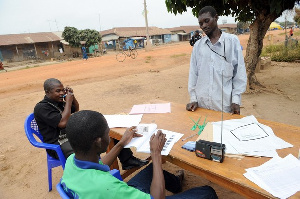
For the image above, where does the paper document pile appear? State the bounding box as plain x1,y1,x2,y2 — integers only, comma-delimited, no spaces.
212,115,292,157
244,154,300,198
104,114,143,128
124,123,183,155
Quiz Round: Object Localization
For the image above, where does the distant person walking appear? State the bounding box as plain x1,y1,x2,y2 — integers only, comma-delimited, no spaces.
189,30,202,46
290,27,294,38
0,61,5,71
81,45,88,60
134,39,137,48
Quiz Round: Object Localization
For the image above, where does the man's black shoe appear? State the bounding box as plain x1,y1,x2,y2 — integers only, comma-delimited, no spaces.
122,156,149,170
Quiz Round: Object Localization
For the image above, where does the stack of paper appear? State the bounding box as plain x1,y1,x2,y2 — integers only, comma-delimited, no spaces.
212,115,292,157
124,123,183,155
104,114,143,128
244,154,300,198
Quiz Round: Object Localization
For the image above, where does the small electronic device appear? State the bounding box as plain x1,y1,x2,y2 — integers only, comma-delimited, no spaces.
195,140,225,162
195,71,226,163
182,141,196,152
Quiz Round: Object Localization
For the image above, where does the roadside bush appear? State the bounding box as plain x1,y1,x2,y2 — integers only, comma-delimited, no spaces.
261,41,300,62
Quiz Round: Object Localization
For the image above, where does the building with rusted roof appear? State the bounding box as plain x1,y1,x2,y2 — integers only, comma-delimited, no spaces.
167,26,202,42
0,32,64,62
100,27,172,50
218,24,238,34
167,24,237,42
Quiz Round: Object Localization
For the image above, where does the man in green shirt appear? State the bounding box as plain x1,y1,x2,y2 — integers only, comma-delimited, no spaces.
61,110,218,198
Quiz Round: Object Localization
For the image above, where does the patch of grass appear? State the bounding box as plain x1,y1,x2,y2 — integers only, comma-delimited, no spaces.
278,30,300,36
261,42,300,62
295,31,300,37
262,44,283,54
170,53,186,58
145,56,151,63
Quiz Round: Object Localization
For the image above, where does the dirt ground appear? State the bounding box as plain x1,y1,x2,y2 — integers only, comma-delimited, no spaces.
0,29,299,199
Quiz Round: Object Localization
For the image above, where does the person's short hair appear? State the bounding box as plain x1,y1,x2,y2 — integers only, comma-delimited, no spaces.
66,110,108,154
199,6,217,18
44,78,61,92
195,30,200,33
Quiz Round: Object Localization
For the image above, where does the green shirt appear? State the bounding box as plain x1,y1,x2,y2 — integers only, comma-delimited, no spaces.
61,154,151,199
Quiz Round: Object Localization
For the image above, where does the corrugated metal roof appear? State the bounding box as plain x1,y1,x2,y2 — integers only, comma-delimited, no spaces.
219,24,237,29
0,32,61,46
100,26,171,37
52,31,69,44
102,34,119,42
167,26,201,34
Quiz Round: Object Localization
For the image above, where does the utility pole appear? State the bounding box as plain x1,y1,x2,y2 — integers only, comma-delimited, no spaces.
99,13,101,32
143,0,150,50
47,20,52,32
55,19,59,31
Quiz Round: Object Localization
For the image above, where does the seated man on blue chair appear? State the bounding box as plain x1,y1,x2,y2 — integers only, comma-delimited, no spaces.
34,78,148,170
61,110,218,198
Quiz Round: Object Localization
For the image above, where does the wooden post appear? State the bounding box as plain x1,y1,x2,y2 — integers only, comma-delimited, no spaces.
143,0,151,51
33,43,38,58
16,45,19,61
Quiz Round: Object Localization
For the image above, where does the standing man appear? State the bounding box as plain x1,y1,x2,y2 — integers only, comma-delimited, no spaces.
189,30,202,46
186,6,247,114
34,78,148,169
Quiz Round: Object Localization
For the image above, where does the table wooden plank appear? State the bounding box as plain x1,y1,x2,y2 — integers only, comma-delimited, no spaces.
109,102,300,198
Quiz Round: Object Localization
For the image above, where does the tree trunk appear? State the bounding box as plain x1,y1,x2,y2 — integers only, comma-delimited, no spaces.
245,13,276,90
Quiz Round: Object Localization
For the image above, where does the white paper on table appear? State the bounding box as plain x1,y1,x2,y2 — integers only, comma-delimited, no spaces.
244,154,300,199
137,129,183,156
129,103,171,114
212,115,293,157
104,114,143,128
124,123,157,149
124,124,183,156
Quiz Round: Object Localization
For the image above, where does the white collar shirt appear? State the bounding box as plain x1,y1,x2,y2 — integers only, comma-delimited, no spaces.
188,32,247,112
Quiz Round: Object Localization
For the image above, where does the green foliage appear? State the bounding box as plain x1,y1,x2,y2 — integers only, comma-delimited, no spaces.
165,0,298,22
237,21,250,30
62,27,101,48
62,27,80,47
78,29,102,48
261,42,300,62
294,8,300,25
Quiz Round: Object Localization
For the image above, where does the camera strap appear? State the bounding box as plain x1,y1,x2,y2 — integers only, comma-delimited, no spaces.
206,41,227,62
46,102,68,145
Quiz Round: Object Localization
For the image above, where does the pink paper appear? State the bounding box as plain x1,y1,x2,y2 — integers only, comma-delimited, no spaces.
129,103,171,114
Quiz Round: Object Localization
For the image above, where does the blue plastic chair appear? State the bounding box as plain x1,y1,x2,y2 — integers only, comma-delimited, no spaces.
56,169,123,198
24,113,66,191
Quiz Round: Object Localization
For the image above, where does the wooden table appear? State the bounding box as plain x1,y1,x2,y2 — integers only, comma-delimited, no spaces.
109,102,300,198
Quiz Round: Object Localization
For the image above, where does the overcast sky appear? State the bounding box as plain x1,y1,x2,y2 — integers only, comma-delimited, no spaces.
0,0,294,35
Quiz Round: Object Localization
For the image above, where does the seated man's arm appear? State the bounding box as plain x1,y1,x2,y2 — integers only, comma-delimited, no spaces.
101,127,141,166
150,130,166,199
58,88,77,128
72,96,79,112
